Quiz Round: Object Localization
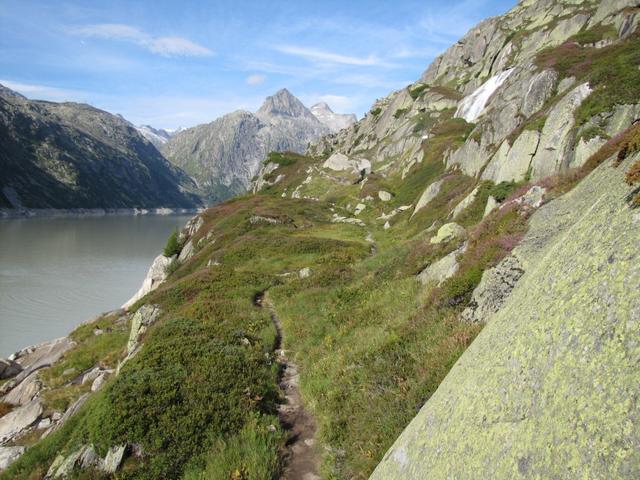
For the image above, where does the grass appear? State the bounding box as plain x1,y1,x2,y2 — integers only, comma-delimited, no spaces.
408,83,429,100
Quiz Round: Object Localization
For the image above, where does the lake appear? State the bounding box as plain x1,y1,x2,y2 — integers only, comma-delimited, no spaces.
0,214,192,357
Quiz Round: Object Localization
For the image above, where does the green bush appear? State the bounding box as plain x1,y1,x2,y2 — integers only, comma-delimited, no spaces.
408,84,429,100
163,228,182,257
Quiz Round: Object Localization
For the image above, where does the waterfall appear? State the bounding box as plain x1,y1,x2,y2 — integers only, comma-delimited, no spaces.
455,69,515,123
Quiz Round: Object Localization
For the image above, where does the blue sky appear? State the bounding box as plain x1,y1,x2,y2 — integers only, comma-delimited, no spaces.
0,0,516,130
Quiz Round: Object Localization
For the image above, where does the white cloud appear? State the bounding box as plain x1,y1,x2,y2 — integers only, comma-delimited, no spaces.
274,45,395,67
69,23,214,57
317,94,353,112
0,79,89,102
246,74,266,86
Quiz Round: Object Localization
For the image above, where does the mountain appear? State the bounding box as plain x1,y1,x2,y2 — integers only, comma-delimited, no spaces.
0,85,201,210
310,102,357,133
135,125,173,149
161,89,330,203
3,1,640,479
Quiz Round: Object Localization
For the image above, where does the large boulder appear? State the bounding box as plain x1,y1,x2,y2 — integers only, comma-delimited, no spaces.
2,372,41,406
370,155,640,479
122,255,173,310
412,179,444,218
417,244,467,286
430,223,467,245
0,399,42,444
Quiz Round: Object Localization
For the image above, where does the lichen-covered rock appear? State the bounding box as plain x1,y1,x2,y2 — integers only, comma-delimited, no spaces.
102,445,127,474
451,186,480,219
370,155,640,479
126,305,160,355
430,223,466,244
461,256,525,323
482,130,540,183
412,179,444,218
417,243,467,286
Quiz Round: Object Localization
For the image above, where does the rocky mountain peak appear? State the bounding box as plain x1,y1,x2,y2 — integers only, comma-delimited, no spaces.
310,102,357,133
257,88,315,119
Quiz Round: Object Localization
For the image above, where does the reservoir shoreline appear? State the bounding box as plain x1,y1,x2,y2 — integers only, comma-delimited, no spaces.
0,207,204,220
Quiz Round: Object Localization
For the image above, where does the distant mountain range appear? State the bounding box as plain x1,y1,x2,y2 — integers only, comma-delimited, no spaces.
0,84,201,210
161,89,355,203
0,84,355,209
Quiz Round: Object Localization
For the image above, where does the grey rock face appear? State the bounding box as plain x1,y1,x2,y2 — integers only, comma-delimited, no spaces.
0,84,201,210
2,372,41,406
530,83,592,179
163,89,329,203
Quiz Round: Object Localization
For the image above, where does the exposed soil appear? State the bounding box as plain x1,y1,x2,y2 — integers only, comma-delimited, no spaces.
254,292,320,480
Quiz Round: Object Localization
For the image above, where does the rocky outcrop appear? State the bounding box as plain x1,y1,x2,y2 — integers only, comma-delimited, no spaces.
370,155,640,479
0,399,42,444
0,84,201,210
529,83,592,179
162,89,330,203
122,255,173,310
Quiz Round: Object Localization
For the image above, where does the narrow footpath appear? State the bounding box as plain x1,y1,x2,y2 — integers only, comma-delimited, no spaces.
255,292,320,480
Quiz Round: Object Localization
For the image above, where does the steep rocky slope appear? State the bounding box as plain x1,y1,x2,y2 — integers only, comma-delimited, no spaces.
162,89,331,203
0,86,201,210
2,0,640,478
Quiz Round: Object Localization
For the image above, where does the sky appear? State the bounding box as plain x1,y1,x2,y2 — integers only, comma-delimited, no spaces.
0,0,516,130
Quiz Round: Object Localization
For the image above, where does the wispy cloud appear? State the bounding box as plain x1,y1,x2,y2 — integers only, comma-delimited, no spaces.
69,23,214,57
246,74,266,86
0,79,90,102
274,45,394,67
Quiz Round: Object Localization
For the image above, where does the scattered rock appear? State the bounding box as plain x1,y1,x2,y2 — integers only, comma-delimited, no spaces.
378,190,392,202
0,446,25,470
515,185,546,209
207,259,221,267
42,394,89,439
126,305,160,355
80,367,102,386
2,371,41,406
0,359,21,380
451,187,480,219
384,221,391,230
417,243,467,286
354,203,366,215
91,372,109,392
102,445,127,474
299,268,312,279
430,223,467,244
412,179,444,218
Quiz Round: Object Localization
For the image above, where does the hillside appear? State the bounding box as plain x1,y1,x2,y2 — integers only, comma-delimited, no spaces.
161,89,333,203
1,0,640,478
0,86,201,210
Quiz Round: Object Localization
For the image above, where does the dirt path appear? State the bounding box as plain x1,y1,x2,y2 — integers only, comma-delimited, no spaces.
255,292,320,480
